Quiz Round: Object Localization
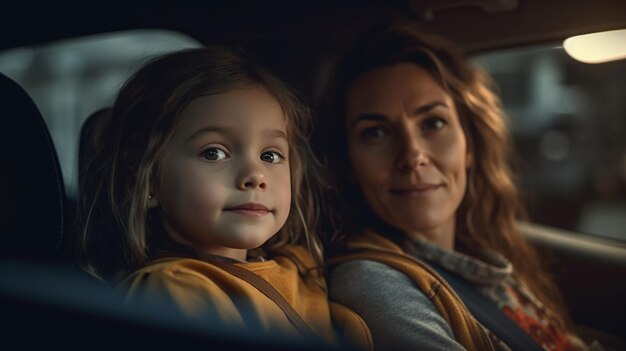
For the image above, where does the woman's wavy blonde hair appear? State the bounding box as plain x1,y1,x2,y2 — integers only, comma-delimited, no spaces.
316,18,571,327
77,47,324,280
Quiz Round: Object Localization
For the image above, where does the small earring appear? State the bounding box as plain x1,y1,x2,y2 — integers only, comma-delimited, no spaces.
147,193,158,209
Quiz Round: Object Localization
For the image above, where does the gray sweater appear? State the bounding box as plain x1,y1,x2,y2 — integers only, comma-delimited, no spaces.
330,260,466,351
329,233,589,351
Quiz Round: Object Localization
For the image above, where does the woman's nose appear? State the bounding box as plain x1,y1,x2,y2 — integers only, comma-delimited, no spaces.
237,158,267,190
395,128,428,171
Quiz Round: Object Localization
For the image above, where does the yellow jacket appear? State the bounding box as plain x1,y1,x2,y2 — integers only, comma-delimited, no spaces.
330,230,494,351
120,245,372,350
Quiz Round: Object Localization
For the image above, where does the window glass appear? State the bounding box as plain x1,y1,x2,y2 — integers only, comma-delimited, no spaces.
0,30,202,198
473,45,626,242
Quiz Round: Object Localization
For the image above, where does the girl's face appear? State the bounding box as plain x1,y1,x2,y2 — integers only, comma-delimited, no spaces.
345,63,471,249
153,86,291,260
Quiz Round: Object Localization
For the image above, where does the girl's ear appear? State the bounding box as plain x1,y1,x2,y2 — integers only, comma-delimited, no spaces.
147,193,159,208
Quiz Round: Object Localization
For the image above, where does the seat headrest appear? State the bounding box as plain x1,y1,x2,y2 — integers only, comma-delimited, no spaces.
78,107,111,191
0,72,66,262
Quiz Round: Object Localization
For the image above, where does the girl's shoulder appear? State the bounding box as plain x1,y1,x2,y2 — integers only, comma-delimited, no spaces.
269,244,320,274
119,247,323,292
277,244,316,263
119,256,280,299
245,245,326,292
241,245,315,270
119,257,230,286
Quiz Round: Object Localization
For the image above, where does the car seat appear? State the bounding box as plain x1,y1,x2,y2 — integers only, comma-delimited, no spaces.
0,72,67,263
60,106,113,269
78,106,111,192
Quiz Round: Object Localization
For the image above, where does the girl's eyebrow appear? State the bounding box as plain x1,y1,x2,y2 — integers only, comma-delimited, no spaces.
349,101,449,128
186,126,231,142
186,126,288,143
264,129,288,143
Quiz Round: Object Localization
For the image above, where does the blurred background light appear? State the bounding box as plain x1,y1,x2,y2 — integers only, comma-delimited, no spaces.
563,29,626,64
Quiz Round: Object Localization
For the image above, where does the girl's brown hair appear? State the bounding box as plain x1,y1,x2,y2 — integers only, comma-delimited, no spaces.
316,19,571,328
77,47,324,280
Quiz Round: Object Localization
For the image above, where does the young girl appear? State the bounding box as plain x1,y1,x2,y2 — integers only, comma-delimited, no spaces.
76,47,371,349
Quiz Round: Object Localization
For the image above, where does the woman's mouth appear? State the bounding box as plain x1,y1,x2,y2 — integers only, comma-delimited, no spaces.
389,183,442,195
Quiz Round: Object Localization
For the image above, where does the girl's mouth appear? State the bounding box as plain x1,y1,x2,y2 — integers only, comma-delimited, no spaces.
224,203,272,216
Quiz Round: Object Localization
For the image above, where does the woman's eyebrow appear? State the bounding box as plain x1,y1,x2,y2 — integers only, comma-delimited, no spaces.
412,101,448,116
349,113,386,128
349,102,449,128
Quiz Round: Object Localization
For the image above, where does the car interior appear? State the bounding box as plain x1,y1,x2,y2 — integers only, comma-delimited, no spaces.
1,0,625,348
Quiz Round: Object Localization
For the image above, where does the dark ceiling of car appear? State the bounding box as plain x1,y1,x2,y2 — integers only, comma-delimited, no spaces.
2,0,625,102
4,0,625,50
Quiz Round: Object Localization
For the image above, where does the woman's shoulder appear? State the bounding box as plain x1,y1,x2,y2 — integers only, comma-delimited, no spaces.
330,259,418,295
329,259,438,313
329,260,463,350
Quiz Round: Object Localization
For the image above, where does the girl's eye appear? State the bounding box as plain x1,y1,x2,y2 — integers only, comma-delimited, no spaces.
260,151,283,164
202,147,228,161
360,126,388,141
422,117,447,131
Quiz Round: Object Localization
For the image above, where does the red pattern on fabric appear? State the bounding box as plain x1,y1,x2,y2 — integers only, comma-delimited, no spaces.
501,286,574,351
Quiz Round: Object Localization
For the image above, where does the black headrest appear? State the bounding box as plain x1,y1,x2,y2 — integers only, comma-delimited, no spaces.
78,107,111,190
0,72,66,262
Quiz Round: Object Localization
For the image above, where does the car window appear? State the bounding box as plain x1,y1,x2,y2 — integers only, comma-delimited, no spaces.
0,30,202,199
473,45,626,242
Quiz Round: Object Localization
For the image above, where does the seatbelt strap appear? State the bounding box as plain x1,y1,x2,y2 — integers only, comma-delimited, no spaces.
429,264,545,351
209,260,319,343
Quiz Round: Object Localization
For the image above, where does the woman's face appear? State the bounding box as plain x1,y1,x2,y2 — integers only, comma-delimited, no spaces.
345,63,471,247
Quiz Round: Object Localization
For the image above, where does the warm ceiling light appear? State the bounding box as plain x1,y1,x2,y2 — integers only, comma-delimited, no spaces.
563,29,626,64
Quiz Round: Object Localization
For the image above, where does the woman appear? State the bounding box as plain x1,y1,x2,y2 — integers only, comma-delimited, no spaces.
316,19,588,351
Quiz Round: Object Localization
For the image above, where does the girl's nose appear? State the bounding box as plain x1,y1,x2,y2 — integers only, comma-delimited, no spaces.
237,160,267,190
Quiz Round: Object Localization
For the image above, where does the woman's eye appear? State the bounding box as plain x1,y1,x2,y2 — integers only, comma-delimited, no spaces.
360,126,387,141
260,151,283,164
422,117,446,131
202,147,228,161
